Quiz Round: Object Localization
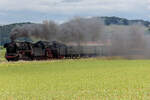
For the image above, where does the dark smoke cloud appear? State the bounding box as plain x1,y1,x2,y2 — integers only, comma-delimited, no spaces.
11,20,59,41
10,17,105,43
59,17,105,44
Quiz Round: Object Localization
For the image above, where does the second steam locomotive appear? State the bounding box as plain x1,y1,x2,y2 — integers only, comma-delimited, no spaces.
4,41,105,61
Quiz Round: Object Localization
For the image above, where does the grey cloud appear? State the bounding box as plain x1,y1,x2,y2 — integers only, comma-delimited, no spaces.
0,0,150,24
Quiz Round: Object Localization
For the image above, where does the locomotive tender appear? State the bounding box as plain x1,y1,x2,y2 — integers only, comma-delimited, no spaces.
4,41,105,61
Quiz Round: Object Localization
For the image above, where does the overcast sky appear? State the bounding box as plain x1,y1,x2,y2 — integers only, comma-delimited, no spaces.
0,0,150,24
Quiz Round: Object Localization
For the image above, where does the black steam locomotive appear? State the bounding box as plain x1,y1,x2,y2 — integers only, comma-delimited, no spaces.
4,41,105,61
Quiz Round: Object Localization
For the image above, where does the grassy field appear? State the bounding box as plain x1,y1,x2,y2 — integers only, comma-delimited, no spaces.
0,58,149,100
0,48,6,61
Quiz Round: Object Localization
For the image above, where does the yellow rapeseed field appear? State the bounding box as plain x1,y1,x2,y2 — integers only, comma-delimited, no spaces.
0,50,150,100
